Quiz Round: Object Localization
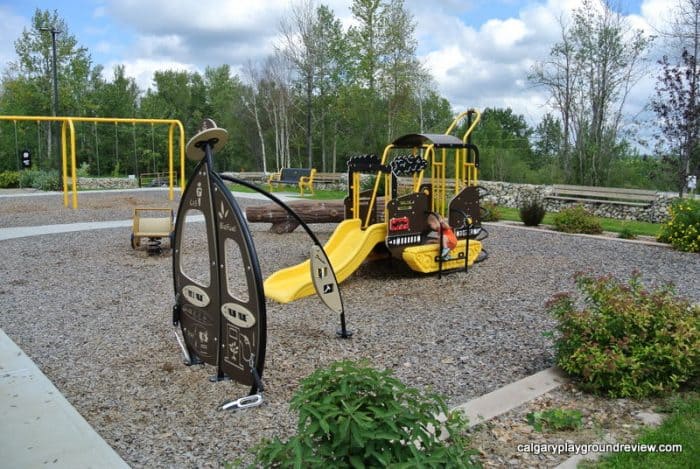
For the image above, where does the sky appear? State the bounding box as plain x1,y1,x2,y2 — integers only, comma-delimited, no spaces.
0,0,677,147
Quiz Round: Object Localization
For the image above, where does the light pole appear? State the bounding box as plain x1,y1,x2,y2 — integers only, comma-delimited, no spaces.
40,27,61,185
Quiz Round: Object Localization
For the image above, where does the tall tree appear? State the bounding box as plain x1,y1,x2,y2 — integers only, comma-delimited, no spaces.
313,4,347,172
652,51,700,196
652,0,700,195
379,0,420,140
3,9,94,169
529,0,652,185
280,0,317,169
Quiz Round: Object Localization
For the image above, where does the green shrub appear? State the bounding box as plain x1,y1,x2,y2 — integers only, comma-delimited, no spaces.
19,170,36,188
552,205,602,234
29,170,61,191
617,224,637,240
252,360,478,468
481,201,501,222
77,162,91,178
0,171,20,188
526,408,583,432
519,200,546,226
546,272,700,398
657,198,700,252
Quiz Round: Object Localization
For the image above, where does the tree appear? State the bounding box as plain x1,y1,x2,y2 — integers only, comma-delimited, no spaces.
313,4,347,172
652,0,700,195
279,0,317,169
2,9,94,170
379,0,420,140
473,108,535,183
529,0,652,185
652,51,700,195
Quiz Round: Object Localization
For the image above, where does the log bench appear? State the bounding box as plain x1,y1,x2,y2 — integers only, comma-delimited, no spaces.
246,200,345,233
545,184,657,207
267,168,316,195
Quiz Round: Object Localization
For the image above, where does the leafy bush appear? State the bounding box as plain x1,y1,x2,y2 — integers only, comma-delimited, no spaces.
17,170,61,191
519,200,546,226
30,170,61,191
0,171,20,188
552,205,602,234
657,198,700,252
252,360,478,468
547,272,700,398
77,162,91,177
617,225,637,239
481,201,501,222
19,170,36,188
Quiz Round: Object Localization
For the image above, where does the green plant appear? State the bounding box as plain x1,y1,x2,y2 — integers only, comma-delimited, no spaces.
77,162,91,178
547,272,700,398
29,170,61,191
657,198,700,252
526,408,583,432
252,360,478,468
19,169,37,188
0,170,20,188
552,205,603,234
519,200,547,226
617,224,637,240
481,201,501,222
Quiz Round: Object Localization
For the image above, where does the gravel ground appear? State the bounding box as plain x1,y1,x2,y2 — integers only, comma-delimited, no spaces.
1,189,698,467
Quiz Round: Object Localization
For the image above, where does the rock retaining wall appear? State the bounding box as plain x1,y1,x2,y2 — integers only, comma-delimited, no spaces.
479,180,674,223
77,176,674,223
76,177,138,190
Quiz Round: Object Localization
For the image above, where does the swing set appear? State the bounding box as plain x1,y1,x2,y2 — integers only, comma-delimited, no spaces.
0,116,186,208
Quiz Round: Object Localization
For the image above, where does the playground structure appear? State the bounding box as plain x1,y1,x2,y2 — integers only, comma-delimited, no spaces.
263,109,488,303
0,116,186,208
171,119,348,407
130,207,174,255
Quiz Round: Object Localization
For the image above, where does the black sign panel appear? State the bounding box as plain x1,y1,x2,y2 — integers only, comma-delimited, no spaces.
173,162,220,366
20,149,31,169
172,151,266,391
211,172,266,386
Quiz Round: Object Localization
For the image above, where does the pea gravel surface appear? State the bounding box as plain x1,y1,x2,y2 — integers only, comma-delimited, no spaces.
1,189,698,467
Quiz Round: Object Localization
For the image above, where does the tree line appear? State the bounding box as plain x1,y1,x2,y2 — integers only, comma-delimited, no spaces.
0,0,697,194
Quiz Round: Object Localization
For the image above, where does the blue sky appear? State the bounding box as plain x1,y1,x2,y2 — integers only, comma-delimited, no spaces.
0,0,671,146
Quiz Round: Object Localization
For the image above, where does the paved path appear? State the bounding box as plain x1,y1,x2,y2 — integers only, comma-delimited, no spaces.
0,329,129,468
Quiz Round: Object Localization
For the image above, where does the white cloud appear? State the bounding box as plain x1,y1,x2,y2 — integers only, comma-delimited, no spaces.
2,0,660,139
103,58,197,91
0,6,25,70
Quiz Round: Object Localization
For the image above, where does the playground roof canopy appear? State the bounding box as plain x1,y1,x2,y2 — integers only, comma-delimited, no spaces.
391,133,467,148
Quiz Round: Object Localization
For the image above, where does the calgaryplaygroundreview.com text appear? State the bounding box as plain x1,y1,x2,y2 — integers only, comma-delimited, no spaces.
516,442,683,456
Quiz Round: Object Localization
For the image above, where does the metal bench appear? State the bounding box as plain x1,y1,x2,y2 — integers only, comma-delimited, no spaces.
267,168,316,195
545,184,657,207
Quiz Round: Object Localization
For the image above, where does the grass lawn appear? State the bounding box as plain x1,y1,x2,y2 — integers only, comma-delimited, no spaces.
585,392,699,468
494,206,662,238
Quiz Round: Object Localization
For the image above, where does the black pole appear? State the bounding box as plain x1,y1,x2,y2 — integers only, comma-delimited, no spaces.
41,27,61,185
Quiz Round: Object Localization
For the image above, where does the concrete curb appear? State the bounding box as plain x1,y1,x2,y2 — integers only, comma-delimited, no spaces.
485,221,669,248
0,329,129,468
452,367,569,428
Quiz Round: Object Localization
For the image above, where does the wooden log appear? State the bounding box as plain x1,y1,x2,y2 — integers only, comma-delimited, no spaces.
246,200,345,233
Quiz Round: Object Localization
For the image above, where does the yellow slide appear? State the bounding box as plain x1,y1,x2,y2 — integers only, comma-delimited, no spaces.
264,219,387,303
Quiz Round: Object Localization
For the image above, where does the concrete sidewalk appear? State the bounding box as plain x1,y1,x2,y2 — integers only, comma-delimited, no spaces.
0,189,299,241
0,329,129,468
